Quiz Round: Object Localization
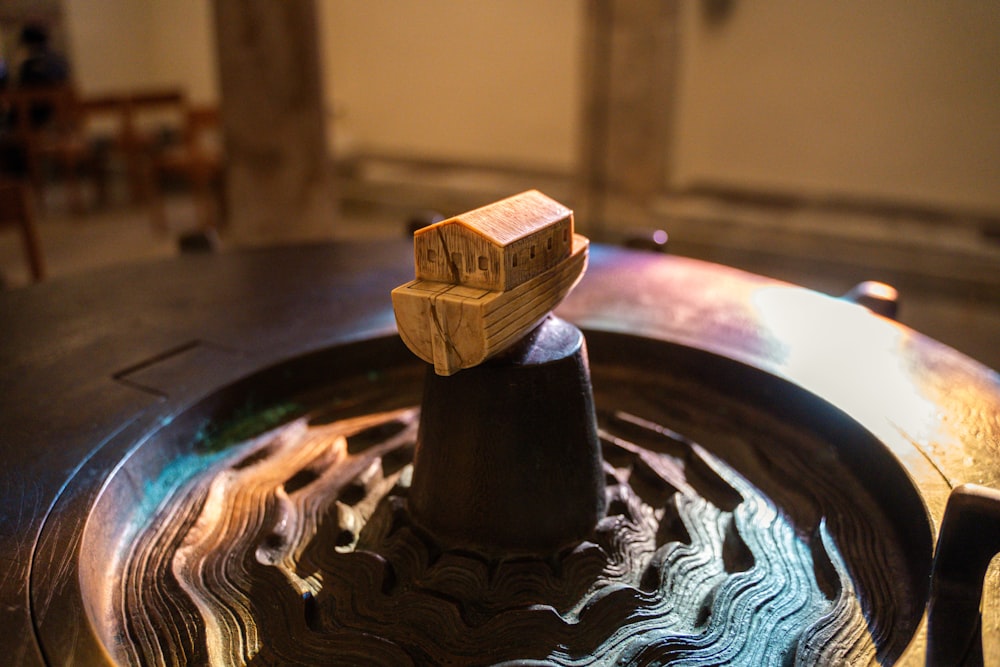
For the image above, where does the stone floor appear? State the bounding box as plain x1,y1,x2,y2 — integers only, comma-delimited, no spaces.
2,179,999,371
0,186,408,289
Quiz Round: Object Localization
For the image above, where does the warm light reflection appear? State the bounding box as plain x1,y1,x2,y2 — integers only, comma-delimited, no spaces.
858,281,898,302
750,286,941,446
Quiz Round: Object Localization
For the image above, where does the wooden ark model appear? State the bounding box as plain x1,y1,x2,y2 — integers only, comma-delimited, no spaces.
391,190,589,375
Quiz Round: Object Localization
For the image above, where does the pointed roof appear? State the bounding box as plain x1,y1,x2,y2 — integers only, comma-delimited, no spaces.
416,190,571,247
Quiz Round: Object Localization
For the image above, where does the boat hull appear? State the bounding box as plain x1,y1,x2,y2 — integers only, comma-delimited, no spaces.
392,235,589,375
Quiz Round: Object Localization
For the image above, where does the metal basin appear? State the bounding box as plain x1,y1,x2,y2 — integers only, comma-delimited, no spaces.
3,242,997,665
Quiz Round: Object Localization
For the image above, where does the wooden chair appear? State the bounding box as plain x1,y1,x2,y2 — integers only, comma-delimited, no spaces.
148,105,224,232
122,89,187,203
74,93,132,207
69,91,180,208
0,180,45,282
0,87,92,214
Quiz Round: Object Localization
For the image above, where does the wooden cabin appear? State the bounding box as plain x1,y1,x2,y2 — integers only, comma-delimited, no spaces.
413,190,573,291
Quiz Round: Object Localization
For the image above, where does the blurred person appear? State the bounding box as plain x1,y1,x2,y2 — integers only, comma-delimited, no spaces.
0,23,69,176
17,22,68,127
17,23,68,90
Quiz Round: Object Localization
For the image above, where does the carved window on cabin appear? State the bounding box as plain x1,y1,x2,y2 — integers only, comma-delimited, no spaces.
563,228,569,243
427,249,437,262
512,254,518,268
530,246,536,260
547,237,553,251
478,256,488,271
451,252,462,272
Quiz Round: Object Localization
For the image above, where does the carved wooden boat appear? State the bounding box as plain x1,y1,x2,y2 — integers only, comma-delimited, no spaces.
391,233,588,375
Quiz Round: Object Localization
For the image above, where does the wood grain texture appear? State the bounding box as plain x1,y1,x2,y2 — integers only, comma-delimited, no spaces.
393,191,588,375
412,189,573,290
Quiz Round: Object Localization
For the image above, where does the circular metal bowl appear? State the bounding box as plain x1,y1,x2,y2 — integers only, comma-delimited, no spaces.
3,241,998,664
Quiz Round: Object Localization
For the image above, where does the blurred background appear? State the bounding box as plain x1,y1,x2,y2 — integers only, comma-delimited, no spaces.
1,0,998,367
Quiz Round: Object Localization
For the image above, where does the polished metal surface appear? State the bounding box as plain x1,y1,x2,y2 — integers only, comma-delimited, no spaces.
1,241,998,664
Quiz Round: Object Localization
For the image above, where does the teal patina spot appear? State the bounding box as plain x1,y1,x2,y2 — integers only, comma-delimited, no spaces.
194,400,305,453
126,400,306,546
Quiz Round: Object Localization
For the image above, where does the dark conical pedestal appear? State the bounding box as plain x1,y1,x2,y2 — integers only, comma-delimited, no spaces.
408,316,606,555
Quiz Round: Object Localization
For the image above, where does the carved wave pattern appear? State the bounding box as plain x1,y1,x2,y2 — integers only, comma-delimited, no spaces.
116,401,897,665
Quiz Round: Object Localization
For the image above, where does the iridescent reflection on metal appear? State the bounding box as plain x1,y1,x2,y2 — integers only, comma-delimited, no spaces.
83,345,922,665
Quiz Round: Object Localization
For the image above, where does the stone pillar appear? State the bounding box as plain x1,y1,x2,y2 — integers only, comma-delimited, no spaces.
213,0,335,245
578,0,680,236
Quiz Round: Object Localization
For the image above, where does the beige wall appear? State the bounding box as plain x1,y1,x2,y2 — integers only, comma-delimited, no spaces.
672,1,1000,214
147,0,218,104
63,0,217,103
318,0,584,172
63,0,152,94
60,1,1000,214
